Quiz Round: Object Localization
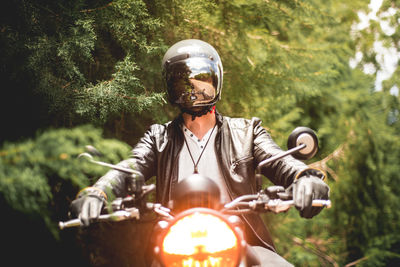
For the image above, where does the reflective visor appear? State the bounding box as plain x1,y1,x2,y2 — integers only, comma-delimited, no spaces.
165,57,221,108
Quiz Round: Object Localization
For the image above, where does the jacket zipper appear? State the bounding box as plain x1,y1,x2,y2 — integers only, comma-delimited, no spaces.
168,150,181,202
230,156,253,175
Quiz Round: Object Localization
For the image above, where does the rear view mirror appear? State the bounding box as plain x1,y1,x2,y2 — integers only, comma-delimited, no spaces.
287,127,318,160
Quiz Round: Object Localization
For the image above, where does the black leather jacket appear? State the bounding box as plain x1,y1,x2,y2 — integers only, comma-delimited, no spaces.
94,112,309,251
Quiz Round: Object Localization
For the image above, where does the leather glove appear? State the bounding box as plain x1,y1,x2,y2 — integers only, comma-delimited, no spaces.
293,170,330,219
70,187,107,227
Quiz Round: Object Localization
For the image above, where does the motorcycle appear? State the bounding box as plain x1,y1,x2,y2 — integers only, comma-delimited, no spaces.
59,127,331,267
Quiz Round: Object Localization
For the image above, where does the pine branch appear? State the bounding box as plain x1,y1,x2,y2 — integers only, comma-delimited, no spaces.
344,256,369,267
291,236,339,267
183,18,226,36
309,144,345,181
80,2,113,13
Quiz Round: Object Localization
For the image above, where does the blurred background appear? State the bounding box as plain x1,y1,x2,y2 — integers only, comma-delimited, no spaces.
1,0,399,266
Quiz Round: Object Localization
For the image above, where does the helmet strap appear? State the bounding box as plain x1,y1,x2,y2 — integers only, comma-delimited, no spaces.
180,105,215,121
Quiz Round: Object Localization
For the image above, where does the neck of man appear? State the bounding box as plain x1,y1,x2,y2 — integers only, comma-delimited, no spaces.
182,111,216,140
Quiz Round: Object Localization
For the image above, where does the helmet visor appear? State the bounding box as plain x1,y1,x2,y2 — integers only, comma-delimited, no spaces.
165,57,221,108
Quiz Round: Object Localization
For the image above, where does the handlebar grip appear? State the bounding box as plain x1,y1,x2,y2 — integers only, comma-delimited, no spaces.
59,218,81,229
311,199,331,208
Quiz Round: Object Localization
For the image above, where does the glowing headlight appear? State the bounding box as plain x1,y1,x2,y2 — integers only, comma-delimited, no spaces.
161,210,240,267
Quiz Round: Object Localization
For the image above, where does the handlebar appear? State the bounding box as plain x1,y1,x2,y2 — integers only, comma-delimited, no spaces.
59,195,331,229
64,138,330,228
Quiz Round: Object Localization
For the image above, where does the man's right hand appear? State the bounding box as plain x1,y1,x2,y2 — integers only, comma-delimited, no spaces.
71,196,104,226
70,187,107,227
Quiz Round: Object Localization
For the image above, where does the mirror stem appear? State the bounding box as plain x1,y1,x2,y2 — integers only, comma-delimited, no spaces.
256,143,306,173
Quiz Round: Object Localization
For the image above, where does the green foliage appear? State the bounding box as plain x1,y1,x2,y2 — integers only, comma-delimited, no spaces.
2,0,400,266
328,90,400,266
0,0,167,143
0,125,131,237
76,55,165,122
74,0,166,123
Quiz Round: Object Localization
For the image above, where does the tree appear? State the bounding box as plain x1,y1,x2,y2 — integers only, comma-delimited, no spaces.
0,0,166,145
2,0,400,266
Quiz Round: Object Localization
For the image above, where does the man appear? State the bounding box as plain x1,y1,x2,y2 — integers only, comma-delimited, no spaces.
72,39,330,266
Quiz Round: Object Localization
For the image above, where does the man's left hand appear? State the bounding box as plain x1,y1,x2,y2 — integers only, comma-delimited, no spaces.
293,175,330,218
